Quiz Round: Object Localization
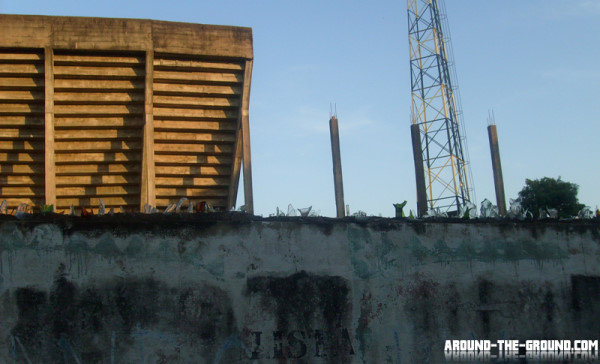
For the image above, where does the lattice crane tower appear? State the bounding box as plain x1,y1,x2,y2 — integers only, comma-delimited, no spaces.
407,0,474,215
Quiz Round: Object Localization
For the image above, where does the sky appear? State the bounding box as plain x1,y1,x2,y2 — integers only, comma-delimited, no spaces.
2,0,599,217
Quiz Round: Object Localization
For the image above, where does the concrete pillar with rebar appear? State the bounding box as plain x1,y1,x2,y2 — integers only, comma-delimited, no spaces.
488,124,507,215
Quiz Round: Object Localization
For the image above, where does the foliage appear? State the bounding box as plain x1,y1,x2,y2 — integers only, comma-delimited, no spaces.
517,177,584,218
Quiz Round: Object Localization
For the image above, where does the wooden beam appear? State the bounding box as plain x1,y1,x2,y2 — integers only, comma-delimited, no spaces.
44,47,56,208
140,50,156,210
241,60,254,214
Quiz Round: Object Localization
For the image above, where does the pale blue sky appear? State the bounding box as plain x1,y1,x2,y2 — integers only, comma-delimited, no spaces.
3,0,599,217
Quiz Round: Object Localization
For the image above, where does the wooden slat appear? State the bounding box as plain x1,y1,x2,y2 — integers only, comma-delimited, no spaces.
0,198,44,207
54,92,144,103
54,54,144,65
153,131,235,143
56,196,139,208
56,175,140,186
0,140,44,150
153,83,240,96
0,90,44,101
153,71,242,83
0,186,44,196
153,58,243,71
56,163,140,175
0,77,44,89
155,165,231,176
55,79,144,90
153,120,236,132
0,163,44,174
0,103,44,114
45,47,56,207
156,197,225,207
154,155,231,165
141,50,155,210
154,143,233,154
0,116,44,126
55,140,142,151
0,175,45,185
54,117,144,128
153,95,239,108
153,107,237,119
0,63,44,75
0,152,44,163
155,177,229,187
0,53,43,61
54,65,144,78
55,129,141,139
55,152,141,163
54,104,144,115
57,185,140,196
155,187,229,197
0,129,44,139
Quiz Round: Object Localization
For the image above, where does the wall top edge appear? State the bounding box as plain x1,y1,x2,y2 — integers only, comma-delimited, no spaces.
0,14,253,59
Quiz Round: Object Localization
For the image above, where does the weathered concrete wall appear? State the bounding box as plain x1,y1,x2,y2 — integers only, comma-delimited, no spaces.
1,214,599,363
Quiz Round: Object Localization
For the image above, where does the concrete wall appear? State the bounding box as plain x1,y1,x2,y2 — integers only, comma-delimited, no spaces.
1,214,599,363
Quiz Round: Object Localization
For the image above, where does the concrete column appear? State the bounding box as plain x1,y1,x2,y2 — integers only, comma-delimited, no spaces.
488,124,507,215
411,124,428,217
330,116,345,218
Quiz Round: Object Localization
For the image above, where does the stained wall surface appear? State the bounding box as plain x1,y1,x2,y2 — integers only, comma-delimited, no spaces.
0,15,254,213
0,215,599,363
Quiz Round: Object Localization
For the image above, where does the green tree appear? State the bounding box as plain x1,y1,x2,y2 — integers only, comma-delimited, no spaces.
517,177,584,218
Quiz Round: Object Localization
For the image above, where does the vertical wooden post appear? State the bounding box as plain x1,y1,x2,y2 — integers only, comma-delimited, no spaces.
329,116,345,218
44,47,56,208
141,50,156,210
488,124,506,215
411,124,428,217
241,60,254,214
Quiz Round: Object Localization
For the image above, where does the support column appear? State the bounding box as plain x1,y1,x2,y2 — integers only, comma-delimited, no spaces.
411,124,428,217
241,60,254,214
488,124,506,215
330,116,345,218
44,47,56,208
141,50,156,210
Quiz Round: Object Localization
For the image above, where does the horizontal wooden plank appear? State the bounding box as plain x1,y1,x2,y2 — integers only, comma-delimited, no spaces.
54,54,144,66
55,129,142,139
57,185,140,197
0,63,44,75
56,175,140,186
55,152,142,163
153,83,240,96
0,186,44,196
153,95,239,108
54,104,144,115
0,163,44,174
0,115,44,126
0,52,43,61
153,120,236,132
0,153,44,162
0,129,44,138
154,143,233,154
155,165,231,176
155,176,229,187
0,77,44,90
0,140,44,151
153,108,237,119
55,79,144,90
153,70,242,84
154,131,235,143
55,92,145,103
0,90,44,101
56,163,140,175
54,65,144,78
54,116,144,128
55,140,142,151
155,198,226,208
153,58,243,71
154,155,231,165
0,103,44,114
0,175,44,185
0,198,44,208
56,196,140,208
155,187,229,197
